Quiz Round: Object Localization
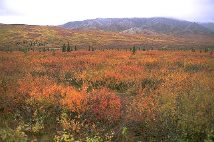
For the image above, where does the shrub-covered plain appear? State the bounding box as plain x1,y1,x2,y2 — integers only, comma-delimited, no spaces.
0,50,213,141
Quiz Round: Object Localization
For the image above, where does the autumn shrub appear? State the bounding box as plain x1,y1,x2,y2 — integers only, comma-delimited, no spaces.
86,88,121,124
0,50,213,141
18,75,87,113
151,74,214,142
16,75,88,137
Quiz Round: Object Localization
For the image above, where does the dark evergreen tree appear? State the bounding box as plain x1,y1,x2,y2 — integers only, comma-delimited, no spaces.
132,46,136,54
67,42,71,52
62,44,67,52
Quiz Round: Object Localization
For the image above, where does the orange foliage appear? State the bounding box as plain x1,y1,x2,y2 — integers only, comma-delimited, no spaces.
44,84,87,113
1,50,213,129
18,75,86,113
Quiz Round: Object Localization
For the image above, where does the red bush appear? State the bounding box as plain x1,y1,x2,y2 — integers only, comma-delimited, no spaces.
87,88,121,123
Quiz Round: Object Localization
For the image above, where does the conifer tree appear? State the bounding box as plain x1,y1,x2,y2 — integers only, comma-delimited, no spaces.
132,46,136,54
62,44,66,52
67,42,71,52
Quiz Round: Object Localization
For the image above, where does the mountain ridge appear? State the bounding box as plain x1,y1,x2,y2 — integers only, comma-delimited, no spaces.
61,17,214,36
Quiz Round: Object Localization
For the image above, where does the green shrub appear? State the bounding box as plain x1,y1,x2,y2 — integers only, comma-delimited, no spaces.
86,136,102,142
184,64,203,73
0,126,27,142
54,130,74,142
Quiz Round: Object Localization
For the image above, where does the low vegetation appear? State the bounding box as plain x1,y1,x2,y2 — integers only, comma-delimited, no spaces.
0,49,213,141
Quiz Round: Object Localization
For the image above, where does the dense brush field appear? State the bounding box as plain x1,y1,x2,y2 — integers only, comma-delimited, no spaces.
0,50,214,141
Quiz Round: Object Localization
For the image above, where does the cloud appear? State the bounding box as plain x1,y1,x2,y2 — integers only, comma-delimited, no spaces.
0,0,213,25
197,0,214,22
0,0,22,16
0,0,8,15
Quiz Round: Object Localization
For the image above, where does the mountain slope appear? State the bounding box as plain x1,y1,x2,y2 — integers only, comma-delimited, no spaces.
62,18,214,36
200,23,214,32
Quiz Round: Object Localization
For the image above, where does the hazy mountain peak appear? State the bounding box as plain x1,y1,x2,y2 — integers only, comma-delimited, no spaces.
62,17,214,36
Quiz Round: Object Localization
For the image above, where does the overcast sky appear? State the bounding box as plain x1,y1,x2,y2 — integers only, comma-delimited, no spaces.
0,0,214,25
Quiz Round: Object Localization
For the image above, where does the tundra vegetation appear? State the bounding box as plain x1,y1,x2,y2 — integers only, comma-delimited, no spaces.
0,49,214,142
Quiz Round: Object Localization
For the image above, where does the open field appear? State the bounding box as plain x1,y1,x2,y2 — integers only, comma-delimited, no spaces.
0,50,213,141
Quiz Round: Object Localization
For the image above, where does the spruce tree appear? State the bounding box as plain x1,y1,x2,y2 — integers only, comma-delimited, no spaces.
67,42,71,52
62,44,66,52
132,46,136,54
